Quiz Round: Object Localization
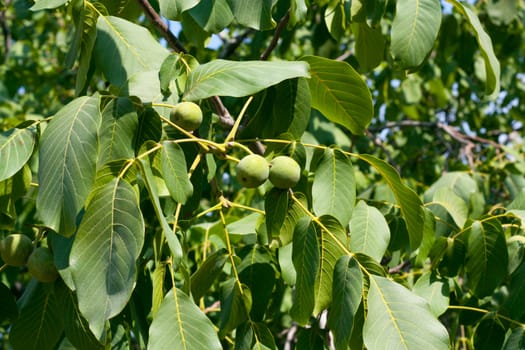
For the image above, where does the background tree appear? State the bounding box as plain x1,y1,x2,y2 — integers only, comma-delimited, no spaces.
0,0,524,349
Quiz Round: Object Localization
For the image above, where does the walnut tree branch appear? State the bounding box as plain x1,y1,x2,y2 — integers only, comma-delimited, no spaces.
259,10,290,60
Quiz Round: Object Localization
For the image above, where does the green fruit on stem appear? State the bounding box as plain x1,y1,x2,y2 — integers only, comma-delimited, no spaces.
170,101,203,131
27,247,59,283
236,154,270,188
0,234,33,266
269,156,301,189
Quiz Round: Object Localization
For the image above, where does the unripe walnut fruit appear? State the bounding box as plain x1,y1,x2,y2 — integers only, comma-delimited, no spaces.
170,101,203,131
0,234,33,266
236,154,269,188
27,247,59,283
269,156,301,189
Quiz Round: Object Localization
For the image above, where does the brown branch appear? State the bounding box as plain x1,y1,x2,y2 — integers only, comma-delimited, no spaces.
219,29,254,59
259,10,290,61
136,0,237,130
136,0,187,53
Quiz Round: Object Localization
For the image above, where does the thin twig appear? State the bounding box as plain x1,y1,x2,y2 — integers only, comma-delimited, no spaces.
136,0,237,130
219,29,254,59
136,0,187,53
259,10,290,60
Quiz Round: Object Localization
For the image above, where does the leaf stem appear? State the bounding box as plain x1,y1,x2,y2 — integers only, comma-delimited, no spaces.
218,209,244,294
225,96,254,142
447,305,525,328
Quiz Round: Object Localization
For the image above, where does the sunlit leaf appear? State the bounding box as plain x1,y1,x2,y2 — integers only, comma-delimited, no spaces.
431,187,468,228
0,126,35,182
227,0,275,30
37,96,100,236
302,55,373,135
312,148,355,226
391,0,441,69
412,272,449,317
148,288,222,350
446,0,501,97
363,275,450,350
159,0,200,19
349,200,390,262
184,60,310,101
356,154,424,250
188,0,234,33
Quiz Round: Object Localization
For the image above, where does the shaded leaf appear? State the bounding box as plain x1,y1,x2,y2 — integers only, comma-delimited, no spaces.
465,220,508,297
312,148,355,226
219,279,252,336
431,187,468,228
265,188,289,239
328,255,363,350
0,282,18,323
70,178,145,338
188,0,234,33
473,317,506,350
353,22,385,72
349,200,390,262
160,0,200,19
10,281,64,350
37,96,100,236
191,248,229,301
391,0,442,69
290,217,319,325
363,275,450,350
314,215,348,315
184,60,310,101
302,55,373,135
148,288,222,350
502,327,525,350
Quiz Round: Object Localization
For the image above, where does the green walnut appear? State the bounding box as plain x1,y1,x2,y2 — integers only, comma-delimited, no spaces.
170,101,203,131
269,156,301,189
0,234,33,267
27,247,59,283
236,154,270,188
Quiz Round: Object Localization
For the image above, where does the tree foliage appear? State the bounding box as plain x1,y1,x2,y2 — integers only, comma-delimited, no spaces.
1,0,524,349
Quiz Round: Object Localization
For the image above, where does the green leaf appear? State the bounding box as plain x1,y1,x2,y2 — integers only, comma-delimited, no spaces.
0,126,35,182
227,0,275,30
446,0,500,97
363,275,450,350
328,255,364,350
503,258,525,320
290,0,308,25
502,327,525,350
70,178,145,338
188,0,234,33
265,188,289,239
312,148,355,226
138,156,183,265
302,55,373,135
95,15,169,88
241,78,311,140
290,217,319,325
191,248,229,301
0,282,18,323
159,0,200,19
412,272,449,317
239,262,276,321
57,283,104,350
473,317,506,350
183,60,310,101
148,288,222,350
160,141,193,204
349,200,390,262
431,187,468,228
391,0,441,69
314,215,348,315
30,0,68,11
356,154,425,250
159,53,182,93
0,164,31,226
353,22,385,72
98,97,138,165
465,220,508,297
324,0,347,40
10,281,64,350
219,279,252,336
276,192,307,246
37,96,101,236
